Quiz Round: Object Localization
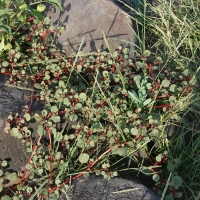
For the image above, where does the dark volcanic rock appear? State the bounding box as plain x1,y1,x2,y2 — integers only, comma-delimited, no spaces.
59,176,160,200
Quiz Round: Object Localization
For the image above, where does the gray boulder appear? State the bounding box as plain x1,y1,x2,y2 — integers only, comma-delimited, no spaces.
0,75,42,172
44,0,136,57
60,176,160,200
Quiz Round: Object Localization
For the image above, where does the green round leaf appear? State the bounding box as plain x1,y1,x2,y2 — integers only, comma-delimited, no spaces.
1,68,6,73
127,141,134,147
156,154,163,162
26,148,32,152
37,4,46,12
150,129,159,137
165,194,174,200
63,98,70,106
89,140,95,147
123,128,129,134
69,114,78,122
10,128,20,137
109,137,115,144
1,195,12,200
75,103,82,109
156,56,162,61
25,164,33,170
152,174,160,182
34,83,42,90
143,50,151,56
45,73,50,80
59,80,65,88
1,160,7,167
77,65,82,72
55,179,61,185
12,196,20,200
103,70,109,77
118,46,122,50
51,116,60,123
136,61,145,68
123,48,129,55
2,61,9,67
44,160,50,171
108,60,112,65
131,128,138,135
0,184,3,192
167,161,175,172
117,147,127,156
83,172,90,178
26,186,33,193
54,131,62,141
95,170,101,175
24,113,31,121
183,69,191,76
176,192,182,198
78,153,89,163
113,51,118,57
59,27,65,33
162,79,170,88
19,3,27,10
103,173,110,180
7,172,18,181
51,105,58,113
0,169,3,176
113,171,118,176
44,17,51,24
169,84,177,92
37,125,45,136
17,184,24,191
42,110,48,117
79,93,87,101
171,176,182,188
14,52,21,59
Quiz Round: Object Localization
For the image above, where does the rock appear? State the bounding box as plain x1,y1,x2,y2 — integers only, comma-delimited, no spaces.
0,75,42,171
44,0,136,57
0,75,30,119
59,176,160,200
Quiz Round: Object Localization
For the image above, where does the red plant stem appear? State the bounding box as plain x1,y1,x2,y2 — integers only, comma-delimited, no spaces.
156,94,170,99
145,150,167,174
145,150,155,166
46,127,53,180
48,147,114,194
25,24,38,42
0,72,10,75
8,173,32,195
154,155,167,166
21,136,42,180
89,147,113,168
9,117,23,125
146,63,157,88
9,135,43,193
154,104,171,109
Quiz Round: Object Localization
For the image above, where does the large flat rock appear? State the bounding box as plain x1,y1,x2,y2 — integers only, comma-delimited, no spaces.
44,0,136,56
60,176,160,200
0,75,42,172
